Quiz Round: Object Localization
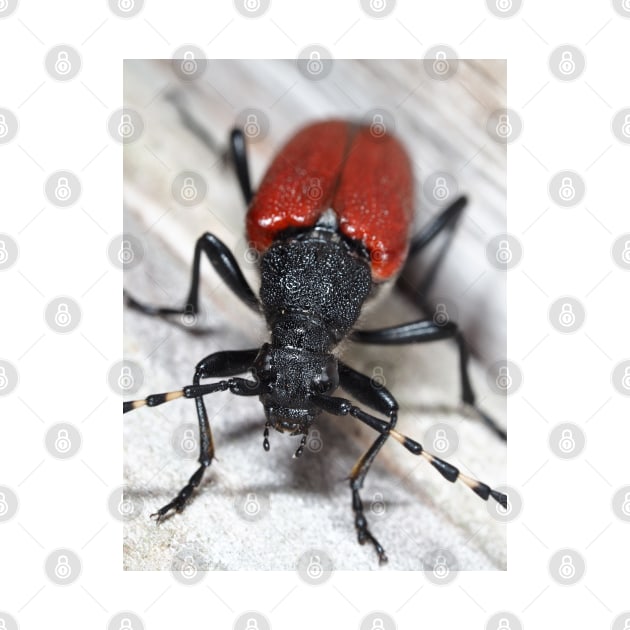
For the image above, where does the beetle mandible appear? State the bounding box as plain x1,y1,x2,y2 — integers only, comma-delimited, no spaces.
124,118,507,564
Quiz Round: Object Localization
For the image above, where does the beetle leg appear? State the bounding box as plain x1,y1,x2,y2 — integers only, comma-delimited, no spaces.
124,349,260,522
401,195,468,298
313,363,400,564
125,232,260,319
228,128,253,205
351,319,506,441
165,93,254,205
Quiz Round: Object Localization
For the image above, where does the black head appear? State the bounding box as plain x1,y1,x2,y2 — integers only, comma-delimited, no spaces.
253,343,339,436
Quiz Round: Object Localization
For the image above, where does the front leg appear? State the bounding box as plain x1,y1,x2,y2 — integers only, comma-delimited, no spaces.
322,362,399,563
138,349,260,522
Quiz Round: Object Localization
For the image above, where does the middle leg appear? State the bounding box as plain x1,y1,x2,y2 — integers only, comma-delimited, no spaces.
351,319,506,441
338,361,399,563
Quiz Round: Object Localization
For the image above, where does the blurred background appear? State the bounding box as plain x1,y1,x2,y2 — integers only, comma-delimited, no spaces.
122,59,507,571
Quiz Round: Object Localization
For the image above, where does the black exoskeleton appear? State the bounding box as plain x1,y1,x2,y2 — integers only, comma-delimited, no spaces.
256,223,372,438
124,123,507,565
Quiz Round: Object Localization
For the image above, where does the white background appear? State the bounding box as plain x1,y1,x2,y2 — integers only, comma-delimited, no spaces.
1,1,629,629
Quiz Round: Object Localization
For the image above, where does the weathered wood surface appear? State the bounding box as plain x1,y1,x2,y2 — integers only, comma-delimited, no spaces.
123,59,506,571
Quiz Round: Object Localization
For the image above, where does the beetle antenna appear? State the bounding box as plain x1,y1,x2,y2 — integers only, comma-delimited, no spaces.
123,378,261,414
388,428,507,509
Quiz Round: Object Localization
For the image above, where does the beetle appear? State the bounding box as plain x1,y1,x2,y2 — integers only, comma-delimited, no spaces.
124,117,507,564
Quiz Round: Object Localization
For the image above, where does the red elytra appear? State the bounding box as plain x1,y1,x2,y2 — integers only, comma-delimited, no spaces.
246,119,415,281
